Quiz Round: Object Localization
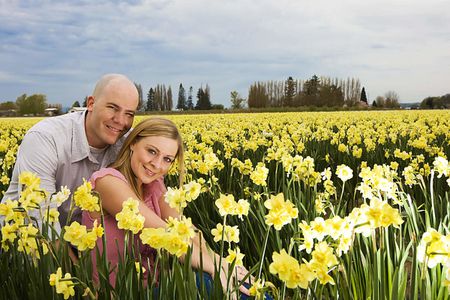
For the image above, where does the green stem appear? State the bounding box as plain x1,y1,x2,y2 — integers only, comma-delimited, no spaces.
257,226,271,280
430,171,436,226
339,181,346,203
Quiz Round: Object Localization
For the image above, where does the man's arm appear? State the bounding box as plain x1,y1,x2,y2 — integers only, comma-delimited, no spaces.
2,131,60,233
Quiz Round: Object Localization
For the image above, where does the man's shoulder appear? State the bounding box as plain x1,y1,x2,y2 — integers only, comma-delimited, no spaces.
28,112,84,136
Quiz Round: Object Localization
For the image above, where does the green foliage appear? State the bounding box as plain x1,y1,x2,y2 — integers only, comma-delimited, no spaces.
360,87,368,103
211,104,224,110
420,94,450,109
15,94,47,116
176,83,187,110
318,83,345,107
248,75,353,108
195,85,212,110
82,96,88,107
373,92,401,108
146,88,155,111
0,101,17,111
230,91,246,110
149,84,173,111
186,87,194,110
248,82,269,108
283,76,296,107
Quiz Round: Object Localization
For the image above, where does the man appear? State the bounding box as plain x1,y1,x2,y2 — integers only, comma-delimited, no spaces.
1,73,139,234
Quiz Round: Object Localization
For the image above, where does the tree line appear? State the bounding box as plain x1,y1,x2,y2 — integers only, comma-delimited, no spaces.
0,94,61,116
420,94,450,109
71,83,219,112
247,75,366,108
245,75,408,109
2,76,447,116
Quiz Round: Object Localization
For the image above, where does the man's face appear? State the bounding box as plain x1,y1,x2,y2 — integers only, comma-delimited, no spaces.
86,80,139,148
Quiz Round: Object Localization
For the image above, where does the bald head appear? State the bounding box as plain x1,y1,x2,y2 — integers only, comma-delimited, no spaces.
92,73,138,99
85,73,139,148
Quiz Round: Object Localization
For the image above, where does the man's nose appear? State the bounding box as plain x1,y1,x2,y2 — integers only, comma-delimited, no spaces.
113,112,126,126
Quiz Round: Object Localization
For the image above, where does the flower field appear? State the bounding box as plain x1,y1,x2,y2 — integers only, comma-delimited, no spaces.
1,110,449,299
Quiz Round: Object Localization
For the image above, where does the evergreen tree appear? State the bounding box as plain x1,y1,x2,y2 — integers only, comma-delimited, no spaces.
283,76,296,107
301,75,320,106
167,86,173,111
82,96,88,107
360,87,368,103
195,86,212,110
146,88,155,111
176,83,186,110
72,101,81,108
195,87,205,109
187,86,194,110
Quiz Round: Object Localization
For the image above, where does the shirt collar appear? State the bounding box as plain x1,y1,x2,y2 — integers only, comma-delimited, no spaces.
71,111,91,163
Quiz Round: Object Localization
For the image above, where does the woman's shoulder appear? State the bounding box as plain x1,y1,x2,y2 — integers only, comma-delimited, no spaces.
90,167,128,188
144,177,166,192
143,177,166,200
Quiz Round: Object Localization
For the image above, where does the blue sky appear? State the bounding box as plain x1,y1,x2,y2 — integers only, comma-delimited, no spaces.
1,0,449,108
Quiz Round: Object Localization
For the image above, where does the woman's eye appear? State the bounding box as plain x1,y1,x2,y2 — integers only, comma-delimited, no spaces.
164,157,173,163
148,149,156,155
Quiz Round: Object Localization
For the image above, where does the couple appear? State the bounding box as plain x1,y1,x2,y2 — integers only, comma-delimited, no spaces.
2,74,253,297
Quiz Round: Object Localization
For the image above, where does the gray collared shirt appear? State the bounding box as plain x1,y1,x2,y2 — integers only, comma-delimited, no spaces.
1,111,126,233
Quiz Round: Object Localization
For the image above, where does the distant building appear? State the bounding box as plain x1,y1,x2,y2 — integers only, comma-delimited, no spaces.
356,101,368,108
68,107,87,113
0,109,17,117
44,107,60,116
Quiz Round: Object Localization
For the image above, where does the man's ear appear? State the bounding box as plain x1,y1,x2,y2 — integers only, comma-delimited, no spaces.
86,96,95,111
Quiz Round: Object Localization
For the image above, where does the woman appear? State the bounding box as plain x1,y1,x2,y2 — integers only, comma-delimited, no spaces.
82,117,251,297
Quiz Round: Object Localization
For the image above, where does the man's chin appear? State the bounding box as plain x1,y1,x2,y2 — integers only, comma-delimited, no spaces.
105,132,124,144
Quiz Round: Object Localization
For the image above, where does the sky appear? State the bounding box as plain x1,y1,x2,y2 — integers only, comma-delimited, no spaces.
1,0,449,108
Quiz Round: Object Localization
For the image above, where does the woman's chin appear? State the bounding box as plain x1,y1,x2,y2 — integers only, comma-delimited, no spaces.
141,175,159,185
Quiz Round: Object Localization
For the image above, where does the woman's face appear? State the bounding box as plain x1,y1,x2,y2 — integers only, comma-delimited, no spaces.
130,135,178,186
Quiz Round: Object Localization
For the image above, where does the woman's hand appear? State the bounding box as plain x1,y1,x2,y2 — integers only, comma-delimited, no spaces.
218,263,253,299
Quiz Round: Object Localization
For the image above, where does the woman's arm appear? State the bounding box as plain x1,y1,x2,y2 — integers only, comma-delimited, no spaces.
98,176,250,295
157,196,217,274
158,197,250,295
95,175,167,229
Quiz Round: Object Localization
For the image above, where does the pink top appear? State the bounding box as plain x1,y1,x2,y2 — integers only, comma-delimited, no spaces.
82,167,166,286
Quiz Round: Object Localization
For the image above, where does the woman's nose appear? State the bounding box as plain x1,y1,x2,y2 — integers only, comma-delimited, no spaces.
150,155,163,170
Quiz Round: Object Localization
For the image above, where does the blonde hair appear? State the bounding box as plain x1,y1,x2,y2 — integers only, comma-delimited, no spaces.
110,117,185,200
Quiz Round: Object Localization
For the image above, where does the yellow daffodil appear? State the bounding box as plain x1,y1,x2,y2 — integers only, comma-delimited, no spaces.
73,179,100,212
